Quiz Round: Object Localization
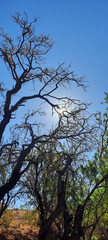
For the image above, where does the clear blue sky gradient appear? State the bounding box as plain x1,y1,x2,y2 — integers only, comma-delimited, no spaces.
0,0,108,113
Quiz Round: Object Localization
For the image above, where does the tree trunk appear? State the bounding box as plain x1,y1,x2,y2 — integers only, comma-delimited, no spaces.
71,205,85,240
38,179,65,240
62,200,73,240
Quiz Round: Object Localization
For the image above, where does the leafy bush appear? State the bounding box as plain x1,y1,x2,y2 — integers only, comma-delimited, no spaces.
22,210,39,227
0,209,14,229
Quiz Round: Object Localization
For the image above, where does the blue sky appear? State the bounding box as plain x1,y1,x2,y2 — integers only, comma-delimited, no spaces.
0,0,108,114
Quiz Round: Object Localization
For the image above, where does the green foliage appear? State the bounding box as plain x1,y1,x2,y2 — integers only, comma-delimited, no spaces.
22,210,39,227
20,96,108,239
0,209,14,229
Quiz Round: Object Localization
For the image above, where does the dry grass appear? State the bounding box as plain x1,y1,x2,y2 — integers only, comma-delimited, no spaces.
0,209,39,240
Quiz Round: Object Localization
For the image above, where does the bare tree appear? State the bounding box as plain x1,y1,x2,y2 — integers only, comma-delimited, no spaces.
1,13,104,240
0,12,92,208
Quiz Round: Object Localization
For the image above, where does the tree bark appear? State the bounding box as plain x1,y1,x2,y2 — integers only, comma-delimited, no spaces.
71,205,85,240
62,200,73,240
38,178,65,240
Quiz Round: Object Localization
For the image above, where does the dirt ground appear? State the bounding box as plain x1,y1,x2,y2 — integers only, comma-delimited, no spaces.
0,209,39,240
0,229,38,240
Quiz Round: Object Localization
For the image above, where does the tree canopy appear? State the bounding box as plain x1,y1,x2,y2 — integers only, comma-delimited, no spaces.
0,13,108,240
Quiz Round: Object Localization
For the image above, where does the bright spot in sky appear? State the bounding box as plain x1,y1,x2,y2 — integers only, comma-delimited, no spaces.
58,108,65,115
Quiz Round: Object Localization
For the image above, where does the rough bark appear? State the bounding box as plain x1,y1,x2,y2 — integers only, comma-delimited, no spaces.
38,177,65,240
62,201,73,240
